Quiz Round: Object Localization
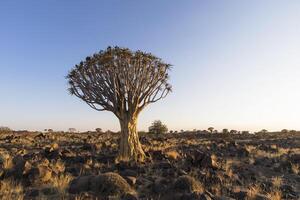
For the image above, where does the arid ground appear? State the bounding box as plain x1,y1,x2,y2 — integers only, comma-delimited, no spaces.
0,131,299,200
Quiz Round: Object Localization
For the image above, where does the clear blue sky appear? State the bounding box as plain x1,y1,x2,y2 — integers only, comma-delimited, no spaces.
1,1,300,132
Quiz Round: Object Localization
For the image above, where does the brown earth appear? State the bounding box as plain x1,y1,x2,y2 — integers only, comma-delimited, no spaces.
0,131,299,200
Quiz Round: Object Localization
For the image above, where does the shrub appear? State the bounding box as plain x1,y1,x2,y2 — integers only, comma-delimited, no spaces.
95,128,102,133
148,120,168,134
0,127,12,134
222,129,229,134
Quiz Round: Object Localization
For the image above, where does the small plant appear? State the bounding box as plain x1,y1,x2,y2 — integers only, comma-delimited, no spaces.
246,184,261,199
0,179,24,200
0,154,13,170
266,189,282,200
272,176,282,188
51,174,73,197
291,163,299,174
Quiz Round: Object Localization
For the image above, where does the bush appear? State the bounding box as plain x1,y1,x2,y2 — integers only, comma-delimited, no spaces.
0,127,12,134
222,129,229,134
148,120,168,134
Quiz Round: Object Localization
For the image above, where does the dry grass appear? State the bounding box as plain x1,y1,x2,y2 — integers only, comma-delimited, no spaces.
223,159,234,178
50,174,73,197
254,148,289,158
0,154,14,170
266,189,282,200
0,179,24,200
291,163,299,174
246,184,261,200
272,176,282,188
245,145,256,153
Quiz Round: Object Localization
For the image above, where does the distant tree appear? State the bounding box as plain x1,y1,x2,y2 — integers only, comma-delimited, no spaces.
281,129,288,133
208,127,214,133
222,129,229,134
242,131,249,134
67,47,171,162
47,129,54,133
169,130,174,134
148,120,168,134
260,129,268,133
290,130,297,133
0,127,12,134
230,129,238,134
68,128,77,133
95,128,102,133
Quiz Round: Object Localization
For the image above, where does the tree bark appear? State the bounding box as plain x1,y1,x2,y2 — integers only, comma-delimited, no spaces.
117,115,146,162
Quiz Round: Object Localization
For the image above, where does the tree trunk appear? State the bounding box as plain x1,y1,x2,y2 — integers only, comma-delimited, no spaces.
117,115,145,162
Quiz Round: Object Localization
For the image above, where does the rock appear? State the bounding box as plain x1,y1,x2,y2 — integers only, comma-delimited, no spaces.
43,144,61,160
280,184,297,197
121,193,138,200
69,173,135,197
165,150,181,160
41,187,57,196
136,177,153,186
156,160,172,169
236,147,249,157
11,155,25,178
173,175,204,194
37,165,52,183
121,169,138,177
125,176,136,185
290,154,300,163
199,193,213,200
152,177,170,193
69,175,93,194
186,150,217,169
91,172,135,197
25,189,39,198
150,150,166,160
23,161,32,175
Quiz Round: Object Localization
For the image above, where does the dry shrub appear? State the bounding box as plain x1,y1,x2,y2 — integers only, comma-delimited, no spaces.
291,163,299,174
272,177,282,188
0,179,24,200
210,184,222,197
266,189,282,200
246,184,261,200
224,159,234,179
51,174,73,196
174,175,204,194
0,154,13,170
51,159,65,174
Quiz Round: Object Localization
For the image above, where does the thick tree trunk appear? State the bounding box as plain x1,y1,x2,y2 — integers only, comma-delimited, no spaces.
117,115,145,162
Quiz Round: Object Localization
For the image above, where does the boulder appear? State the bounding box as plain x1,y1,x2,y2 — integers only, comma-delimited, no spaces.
69,175,93,194
90,172,135,196
69,172,135,197
173,175,204,194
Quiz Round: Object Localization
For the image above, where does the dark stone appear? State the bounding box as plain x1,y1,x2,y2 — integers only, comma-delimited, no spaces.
25,189,39,198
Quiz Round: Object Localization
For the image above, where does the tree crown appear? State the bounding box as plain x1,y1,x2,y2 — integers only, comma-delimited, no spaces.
67,46,172,119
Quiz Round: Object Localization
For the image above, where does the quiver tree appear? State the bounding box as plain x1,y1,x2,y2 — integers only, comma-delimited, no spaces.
67,46,172,162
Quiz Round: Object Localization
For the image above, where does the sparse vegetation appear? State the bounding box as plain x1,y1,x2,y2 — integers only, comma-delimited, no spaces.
0,130,298,199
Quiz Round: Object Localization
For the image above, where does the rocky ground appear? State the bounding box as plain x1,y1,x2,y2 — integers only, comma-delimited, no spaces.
0,131,299,200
